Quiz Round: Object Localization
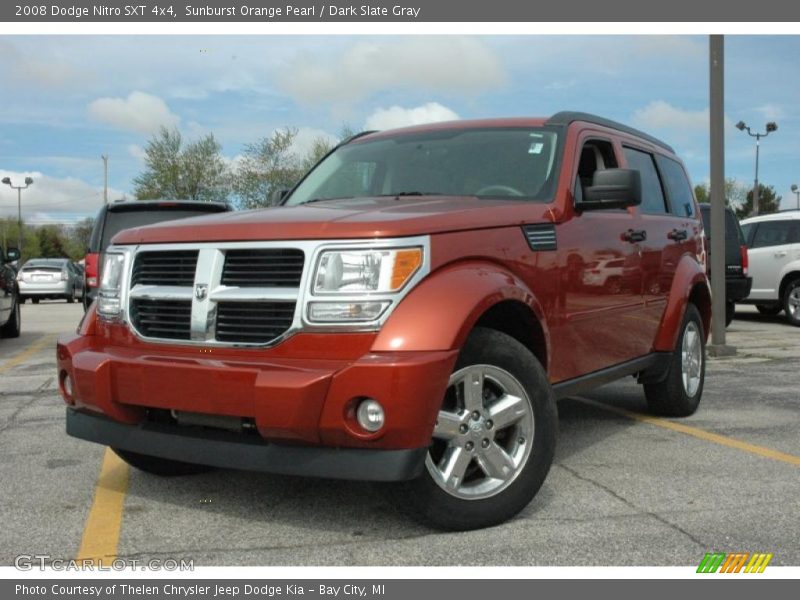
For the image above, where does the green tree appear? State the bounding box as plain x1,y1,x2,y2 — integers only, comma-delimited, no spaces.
693,178,748,208
133,127,229,202
735,184,781,220
36,225,70,258
65,217,95,259
0,218,40,262
234,125,354,209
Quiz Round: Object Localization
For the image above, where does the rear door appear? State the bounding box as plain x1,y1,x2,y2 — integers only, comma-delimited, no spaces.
747,219,798,300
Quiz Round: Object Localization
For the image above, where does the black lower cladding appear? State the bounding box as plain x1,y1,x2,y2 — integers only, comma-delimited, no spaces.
66,408,427,482
215,301,296,343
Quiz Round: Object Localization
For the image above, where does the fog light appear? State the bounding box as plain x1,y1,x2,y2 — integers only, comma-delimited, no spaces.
356,398,385,433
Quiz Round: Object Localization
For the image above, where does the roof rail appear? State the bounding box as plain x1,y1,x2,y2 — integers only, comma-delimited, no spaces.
546,111,674,153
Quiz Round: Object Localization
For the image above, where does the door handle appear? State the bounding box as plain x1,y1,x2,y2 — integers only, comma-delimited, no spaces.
774,251,787,258
622,229,647,243
668,228,688,241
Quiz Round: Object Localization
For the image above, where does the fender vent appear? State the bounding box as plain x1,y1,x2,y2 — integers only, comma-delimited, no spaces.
523,224,557,251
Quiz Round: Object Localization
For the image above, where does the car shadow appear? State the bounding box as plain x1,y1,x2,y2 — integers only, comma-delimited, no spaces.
118,381,646,542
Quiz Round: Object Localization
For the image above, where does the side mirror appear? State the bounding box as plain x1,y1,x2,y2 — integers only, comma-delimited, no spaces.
5,247,20,263
576,169,641,211
269,188,290,207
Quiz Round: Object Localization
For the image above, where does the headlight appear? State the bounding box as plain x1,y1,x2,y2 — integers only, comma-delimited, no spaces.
313,248,422,294
97,252,126,319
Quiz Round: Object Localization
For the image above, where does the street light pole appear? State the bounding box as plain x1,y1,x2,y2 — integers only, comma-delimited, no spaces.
735,120,777,216
102,154,109,204
1,176,33,252
792,184,799,210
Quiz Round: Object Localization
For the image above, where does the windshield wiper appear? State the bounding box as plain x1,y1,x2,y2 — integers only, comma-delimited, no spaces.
299,196,353,205
378,191,445,198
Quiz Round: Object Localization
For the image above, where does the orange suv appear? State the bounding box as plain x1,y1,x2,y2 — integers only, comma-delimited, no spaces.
58,113,710,530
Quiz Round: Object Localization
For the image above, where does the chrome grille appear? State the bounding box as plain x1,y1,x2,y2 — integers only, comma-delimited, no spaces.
215,302,296,344
126,244,305,347
132,250,199,286
130,298,192,340
221,249,304,287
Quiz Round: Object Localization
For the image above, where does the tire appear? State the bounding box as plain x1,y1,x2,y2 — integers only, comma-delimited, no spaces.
756,304,782,316
66,287,76,303
32,298,39,305
644,303,705,417
725,300,735,327
395,327,558,531
19,297,26,304
0,296,21,338
606,277,622,294
783,279,800,327
112,448,213,476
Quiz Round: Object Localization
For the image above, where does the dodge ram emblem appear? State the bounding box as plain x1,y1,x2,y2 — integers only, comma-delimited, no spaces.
194,283,208,300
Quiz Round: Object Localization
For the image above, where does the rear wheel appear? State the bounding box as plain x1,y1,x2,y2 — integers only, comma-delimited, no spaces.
112,448,212,476
784,279,800,327
0,296,21,338
31,298,39,305
756,303,782,316
644,303,705,417
396,327,557,531
66,287,76,303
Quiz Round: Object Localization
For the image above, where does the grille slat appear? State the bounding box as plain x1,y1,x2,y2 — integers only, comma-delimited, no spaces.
215,301,295,344
132,251,199,287
221,249,304,288
131,298,192,340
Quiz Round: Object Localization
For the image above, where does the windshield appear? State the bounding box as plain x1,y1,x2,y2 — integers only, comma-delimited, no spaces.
285,127,562,206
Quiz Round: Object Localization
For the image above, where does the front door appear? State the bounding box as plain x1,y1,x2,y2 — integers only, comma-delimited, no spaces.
747,219,799,301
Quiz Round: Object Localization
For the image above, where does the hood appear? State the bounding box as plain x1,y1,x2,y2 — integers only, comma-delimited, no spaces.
112,196,557,245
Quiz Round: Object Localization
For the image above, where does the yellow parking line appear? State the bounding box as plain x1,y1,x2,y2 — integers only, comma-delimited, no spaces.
0,333,56,374
76,448,129,564
575,397,800,467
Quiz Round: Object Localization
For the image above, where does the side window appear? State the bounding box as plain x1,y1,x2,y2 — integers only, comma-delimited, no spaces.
750,221,794,248
574,139,618,202
656,155,695,217
623,147,667,214
740,223,753,245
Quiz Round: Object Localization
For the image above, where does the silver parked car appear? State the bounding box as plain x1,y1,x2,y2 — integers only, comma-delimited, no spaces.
18,258,83,304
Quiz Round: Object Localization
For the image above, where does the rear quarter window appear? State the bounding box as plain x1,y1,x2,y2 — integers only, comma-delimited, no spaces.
655,155,696,218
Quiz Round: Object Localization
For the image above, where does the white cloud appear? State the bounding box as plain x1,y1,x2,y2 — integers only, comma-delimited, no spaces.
0,170,124,223
364,103,460,130
127,144,147,161
88,91,180,135
631,101,709,134
278,38,505,104
755,103,785,121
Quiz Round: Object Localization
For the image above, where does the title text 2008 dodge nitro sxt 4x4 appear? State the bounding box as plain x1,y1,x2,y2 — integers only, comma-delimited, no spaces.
58,113,710,530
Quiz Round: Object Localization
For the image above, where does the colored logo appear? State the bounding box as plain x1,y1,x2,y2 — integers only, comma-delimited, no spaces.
697,552,773,573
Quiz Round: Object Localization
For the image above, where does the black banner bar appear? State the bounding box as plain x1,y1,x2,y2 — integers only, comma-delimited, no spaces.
2,0,800,22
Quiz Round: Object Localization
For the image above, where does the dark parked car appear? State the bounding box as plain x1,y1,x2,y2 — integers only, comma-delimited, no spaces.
0,247,21,338
699,204,752,326
83,200,233,310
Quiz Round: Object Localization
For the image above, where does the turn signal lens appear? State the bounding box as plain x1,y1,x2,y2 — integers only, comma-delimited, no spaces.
390,249,422,291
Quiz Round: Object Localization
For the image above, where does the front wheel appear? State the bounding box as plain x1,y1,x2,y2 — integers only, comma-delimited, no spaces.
396,327,557,531
112,448,213,476
783,279,800,327
644,303,705,417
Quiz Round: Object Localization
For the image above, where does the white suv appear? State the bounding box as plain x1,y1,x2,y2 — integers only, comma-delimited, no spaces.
740,211,800,326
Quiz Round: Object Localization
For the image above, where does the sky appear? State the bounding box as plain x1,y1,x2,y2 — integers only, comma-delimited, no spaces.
0,34,799,225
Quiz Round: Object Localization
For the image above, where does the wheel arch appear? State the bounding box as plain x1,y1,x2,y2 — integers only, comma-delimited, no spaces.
653,255,710,351
372,260,551,372
778,269,800,301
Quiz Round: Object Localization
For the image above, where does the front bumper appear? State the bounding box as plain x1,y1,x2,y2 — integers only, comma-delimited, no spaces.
66,408,427,481
57,323,457,479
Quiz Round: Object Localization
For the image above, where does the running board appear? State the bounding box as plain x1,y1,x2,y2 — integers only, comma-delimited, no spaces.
552,353,671,400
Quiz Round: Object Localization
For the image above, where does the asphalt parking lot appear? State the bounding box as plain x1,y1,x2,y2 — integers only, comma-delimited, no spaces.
0,302,798,567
